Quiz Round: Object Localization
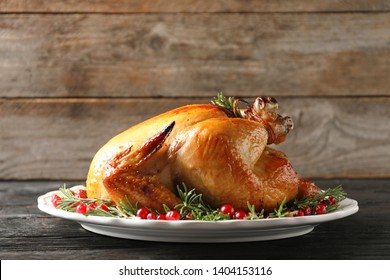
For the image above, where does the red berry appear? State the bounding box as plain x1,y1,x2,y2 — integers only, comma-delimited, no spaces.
87,203,96,212
157,214,166,220
98,204,109,212
314,204,327,215
294,209,305,217
301,206,312,216
234,210,247,219
318,198,327,204
75,189,87,199
165,210,181,220
185,212,193,220
51,194,62,208
76,203,87,214
220,204,235,217
136,207,150,219
88,203,96,209
328,196,337,205
146,212,157,220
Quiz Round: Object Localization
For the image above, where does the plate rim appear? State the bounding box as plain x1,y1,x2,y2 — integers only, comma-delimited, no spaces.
37,185,359,232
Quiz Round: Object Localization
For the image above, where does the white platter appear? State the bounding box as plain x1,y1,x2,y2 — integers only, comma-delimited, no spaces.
37,185,359,243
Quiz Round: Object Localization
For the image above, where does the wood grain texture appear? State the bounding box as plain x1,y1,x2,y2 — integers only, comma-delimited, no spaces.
0,13,389,98
1,0,390,13
1,180,389,259
1,97,389,180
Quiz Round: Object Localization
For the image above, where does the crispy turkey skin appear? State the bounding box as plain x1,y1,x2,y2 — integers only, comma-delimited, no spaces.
86,97,320,212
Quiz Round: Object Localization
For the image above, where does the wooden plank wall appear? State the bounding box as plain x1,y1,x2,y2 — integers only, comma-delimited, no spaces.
1,1,390,180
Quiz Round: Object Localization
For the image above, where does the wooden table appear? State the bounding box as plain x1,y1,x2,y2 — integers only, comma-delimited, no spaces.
1,179,389,260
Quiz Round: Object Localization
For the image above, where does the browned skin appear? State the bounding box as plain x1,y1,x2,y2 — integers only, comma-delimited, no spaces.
87,98,321,212
103,122,181,212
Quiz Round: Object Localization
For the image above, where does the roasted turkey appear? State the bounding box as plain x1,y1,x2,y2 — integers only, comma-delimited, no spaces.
86,96,320,212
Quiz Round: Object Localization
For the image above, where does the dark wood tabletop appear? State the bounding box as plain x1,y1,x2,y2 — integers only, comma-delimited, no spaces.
1,179,389,260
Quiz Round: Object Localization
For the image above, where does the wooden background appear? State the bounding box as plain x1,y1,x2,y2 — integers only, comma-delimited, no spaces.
1,0,389,181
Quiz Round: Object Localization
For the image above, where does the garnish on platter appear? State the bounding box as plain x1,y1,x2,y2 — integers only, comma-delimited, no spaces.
48,92,349,222
51,183,346,220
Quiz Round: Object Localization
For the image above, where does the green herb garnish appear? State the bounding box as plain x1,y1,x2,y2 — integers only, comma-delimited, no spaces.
53,184,346,220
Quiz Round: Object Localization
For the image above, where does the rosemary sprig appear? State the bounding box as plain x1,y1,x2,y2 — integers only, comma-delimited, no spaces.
211,92,248,118
53,184,346,220
211,92,236,114
113,199,139,218
293,185,346,210
268,197,297,218
175,184,212,215
190,209,231,221
175,184,230,221
245,202,264,220
55,185,136,218
56,185,100,212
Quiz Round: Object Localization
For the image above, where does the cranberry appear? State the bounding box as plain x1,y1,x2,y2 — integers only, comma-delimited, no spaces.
157,214,166,220
146,213,157,220
165,210,181,220
294,209,305,217
74,189,87,199
136,207,150,219
87,203,96,212
318,197,337,206
301,206,312,216
328,196,337,205
97,204,109,212
88,203,96,209
51,194,62,207
185,212,193,220
314,204,327,215
76,203,87,214
234,210,247,220
318,198,327,204
220,204,235,217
